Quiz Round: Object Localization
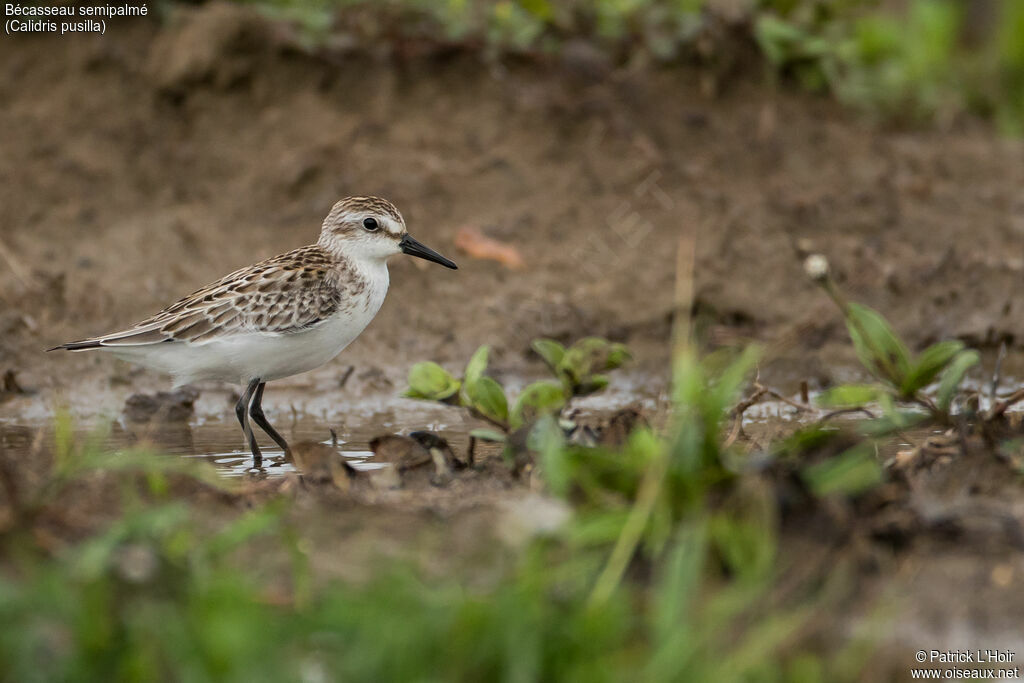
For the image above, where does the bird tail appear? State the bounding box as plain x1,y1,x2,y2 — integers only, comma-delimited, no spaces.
47,326,172,352
47,340,104,352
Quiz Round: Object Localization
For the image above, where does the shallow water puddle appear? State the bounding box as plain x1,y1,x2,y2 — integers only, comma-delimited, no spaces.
0,412,463,478
179,447,385,477
161,420,465,477
177,433,394,477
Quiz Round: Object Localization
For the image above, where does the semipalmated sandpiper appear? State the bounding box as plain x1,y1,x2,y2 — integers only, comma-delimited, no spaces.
50,196,457,466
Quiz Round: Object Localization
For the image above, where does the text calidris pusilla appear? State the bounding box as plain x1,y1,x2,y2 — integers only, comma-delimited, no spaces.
50,196,457,467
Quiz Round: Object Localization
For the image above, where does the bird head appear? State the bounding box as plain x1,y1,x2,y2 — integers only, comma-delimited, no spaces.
318,196,457,270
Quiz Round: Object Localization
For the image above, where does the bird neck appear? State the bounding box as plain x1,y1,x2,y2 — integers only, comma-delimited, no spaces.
328,249,390,294
353,254,390,286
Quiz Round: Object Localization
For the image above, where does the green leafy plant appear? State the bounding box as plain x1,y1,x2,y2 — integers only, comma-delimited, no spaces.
533,337,631,396
806,255,979,427
755,12,836,92
403,361,461,402
800,442,883,498
405,338,632,446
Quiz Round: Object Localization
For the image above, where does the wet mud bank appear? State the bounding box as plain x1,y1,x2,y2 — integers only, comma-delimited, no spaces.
1,2,1023,413
1,3,1024,677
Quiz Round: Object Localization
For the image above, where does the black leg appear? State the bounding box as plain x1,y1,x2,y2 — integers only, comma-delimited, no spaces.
249,382,290,454
236,378,262,467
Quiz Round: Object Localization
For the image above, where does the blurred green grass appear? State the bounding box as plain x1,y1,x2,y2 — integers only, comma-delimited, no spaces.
11,268,997,679
0,344,873,681
236,0,1024,134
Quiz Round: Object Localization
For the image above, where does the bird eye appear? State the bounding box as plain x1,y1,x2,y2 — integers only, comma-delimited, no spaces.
363,217,379,231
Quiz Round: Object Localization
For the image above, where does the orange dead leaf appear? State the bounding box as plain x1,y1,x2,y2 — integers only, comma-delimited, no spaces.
454,226,525,269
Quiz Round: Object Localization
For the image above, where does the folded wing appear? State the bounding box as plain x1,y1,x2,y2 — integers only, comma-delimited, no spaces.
50,246,343,351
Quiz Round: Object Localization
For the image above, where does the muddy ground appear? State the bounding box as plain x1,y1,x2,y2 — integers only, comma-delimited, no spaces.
2,3,1024,679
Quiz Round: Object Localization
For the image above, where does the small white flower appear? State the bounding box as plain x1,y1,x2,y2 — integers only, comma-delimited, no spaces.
804,254,830,282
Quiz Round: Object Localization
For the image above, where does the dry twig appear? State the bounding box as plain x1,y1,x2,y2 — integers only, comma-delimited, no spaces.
990,341,1007,405
990,388,1024,421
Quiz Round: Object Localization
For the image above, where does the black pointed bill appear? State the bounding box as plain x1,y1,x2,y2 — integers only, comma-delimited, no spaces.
400,234,458,269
